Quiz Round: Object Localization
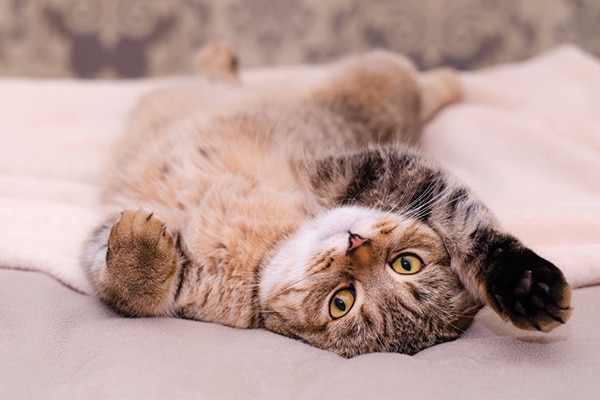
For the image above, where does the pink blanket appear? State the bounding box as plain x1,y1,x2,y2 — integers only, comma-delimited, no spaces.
0,45,599,294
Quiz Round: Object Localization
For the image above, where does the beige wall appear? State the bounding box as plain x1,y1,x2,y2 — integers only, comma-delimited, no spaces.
0,0,598,78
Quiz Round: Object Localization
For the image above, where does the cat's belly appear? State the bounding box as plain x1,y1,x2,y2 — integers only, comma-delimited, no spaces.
171,174,318,328
104,124,308,229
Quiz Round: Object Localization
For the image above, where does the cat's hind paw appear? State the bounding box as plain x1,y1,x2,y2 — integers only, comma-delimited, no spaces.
193,42,239,84
418,67,461,122
487,246,572,332
99,208,180,317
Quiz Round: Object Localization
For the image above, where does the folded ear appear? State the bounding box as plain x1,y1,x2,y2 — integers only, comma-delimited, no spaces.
193,42,240,84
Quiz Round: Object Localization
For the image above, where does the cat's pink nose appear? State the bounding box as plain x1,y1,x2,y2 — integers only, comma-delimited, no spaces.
348,232,369,251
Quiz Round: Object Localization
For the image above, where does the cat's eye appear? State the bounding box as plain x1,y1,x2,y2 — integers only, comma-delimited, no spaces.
329,287,356,319
390,254,424,275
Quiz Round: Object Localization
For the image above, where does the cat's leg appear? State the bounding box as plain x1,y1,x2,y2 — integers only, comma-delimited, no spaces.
310,50,422,145
422,186,573,332
124,42,239,135
418,68,461,122
82,209,181,317
308,50,460,145
104,42,243,196
311,147,572,332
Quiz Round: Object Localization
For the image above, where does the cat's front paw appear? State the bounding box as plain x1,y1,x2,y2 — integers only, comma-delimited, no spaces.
487,245,572,332
100,208,179,317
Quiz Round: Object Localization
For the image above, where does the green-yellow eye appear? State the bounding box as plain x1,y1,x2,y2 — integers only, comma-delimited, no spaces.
329,287,356,319
391,254,424,275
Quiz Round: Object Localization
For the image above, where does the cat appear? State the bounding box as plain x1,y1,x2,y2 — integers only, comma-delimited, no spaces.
82,43,572,358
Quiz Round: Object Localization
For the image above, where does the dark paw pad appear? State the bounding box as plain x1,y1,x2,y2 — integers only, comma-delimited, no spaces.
488,246,572,332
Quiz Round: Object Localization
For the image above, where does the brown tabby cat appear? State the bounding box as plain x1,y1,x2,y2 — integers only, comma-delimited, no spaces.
82,43,572,357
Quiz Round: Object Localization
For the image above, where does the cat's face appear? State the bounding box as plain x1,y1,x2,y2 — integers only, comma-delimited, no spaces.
259,206,481,357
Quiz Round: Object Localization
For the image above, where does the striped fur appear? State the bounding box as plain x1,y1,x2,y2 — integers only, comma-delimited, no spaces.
81,44,571,357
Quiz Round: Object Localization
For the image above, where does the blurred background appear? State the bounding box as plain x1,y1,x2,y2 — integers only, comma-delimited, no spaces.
0,0,598,79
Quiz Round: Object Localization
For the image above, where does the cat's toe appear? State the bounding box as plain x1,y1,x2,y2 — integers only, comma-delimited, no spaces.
110,209,172,251
487,246,572,332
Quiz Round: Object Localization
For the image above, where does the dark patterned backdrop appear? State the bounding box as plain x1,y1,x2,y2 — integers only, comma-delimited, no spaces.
0,0,598,78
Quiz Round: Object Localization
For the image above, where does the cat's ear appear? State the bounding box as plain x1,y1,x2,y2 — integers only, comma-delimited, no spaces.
193,42,239,84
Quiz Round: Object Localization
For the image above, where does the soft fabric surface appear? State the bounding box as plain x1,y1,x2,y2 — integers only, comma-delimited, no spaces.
1,269,598,399
0,46,599,399
423,46,600,289
1,45,599,293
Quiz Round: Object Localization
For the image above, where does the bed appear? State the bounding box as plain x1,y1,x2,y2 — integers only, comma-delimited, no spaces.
1,45,599,399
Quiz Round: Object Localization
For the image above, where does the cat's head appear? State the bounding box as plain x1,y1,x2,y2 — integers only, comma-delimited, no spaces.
259,205,481,357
